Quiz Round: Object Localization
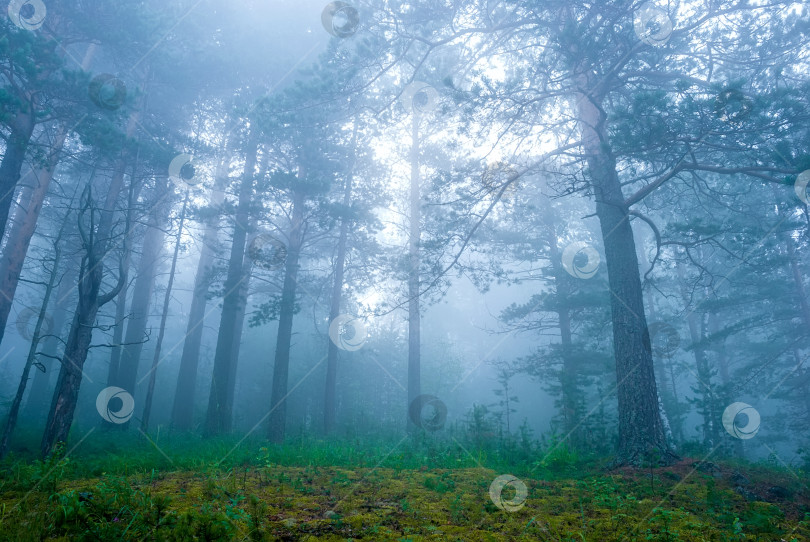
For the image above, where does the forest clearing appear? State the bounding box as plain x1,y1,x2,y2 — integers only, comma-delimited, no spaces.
0,0,809,540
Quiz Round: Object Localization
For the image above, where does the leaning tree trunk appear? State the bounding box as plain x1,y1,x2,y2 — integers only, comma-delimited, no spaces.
0,110,36,245
574,75,671,465
407,113,421,430
0,46,95,351
171,147,229,430
324,169,354,434
0,230,63,458
205,133,257,435
110,179,169,420
268,187,306,443
40,157,130,457
141,196,187,432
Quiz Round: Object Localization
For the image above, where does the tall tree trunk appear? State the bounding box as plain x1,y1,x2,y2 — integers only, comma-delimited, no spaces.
111,179,169,417
0,110,36,244
40,153,130,457
0,228,63,458
141,196,187,432
225,248,252,426
574,75,670,465
546,231,579,445
267,186,306,443
324,168,354,434
0,129,63,349
171,148,229,430
205,133,257,435
407,113,421,430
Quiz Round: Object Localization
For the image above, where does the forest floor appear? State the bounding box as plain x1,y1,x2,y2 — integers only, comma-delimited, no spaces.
0,436,808,540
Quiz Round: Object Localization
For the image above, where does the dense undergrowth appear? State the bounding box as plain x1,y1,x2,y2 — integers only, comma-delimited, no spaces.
0,431,807,541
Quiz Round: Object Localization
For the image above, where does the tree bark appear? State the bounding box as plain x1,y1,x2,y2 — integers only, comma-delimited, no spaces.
574,75,671,465
267,185,306,443
204,133,257,435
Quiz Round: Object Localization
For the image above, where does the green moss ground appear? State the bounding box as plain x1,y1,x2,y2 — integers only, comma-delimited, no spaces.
0,455,808,541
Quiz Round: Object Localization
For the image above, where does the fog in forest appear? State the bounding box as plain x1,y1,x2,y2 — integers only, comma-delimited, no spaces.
0,0,809,540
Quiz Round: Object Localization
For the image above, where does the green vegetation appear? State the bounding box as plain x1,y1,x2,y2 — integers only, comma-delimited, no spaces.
0,435,807,540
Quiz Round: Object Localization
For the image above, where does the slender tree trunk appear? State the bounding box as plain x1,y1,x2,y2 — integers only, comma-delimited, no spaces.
141,196,187,432
678,282,716,446
24,256,77,421
108,248,131,387
407,113,421,430
225,248,252,425
543,216,579,444
574,74,670,465
107,176,140,387
205,133,257,435
0,232,62,458
268,186,306,443
111,179,169,416
324,169,354,434
171,147,229,430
